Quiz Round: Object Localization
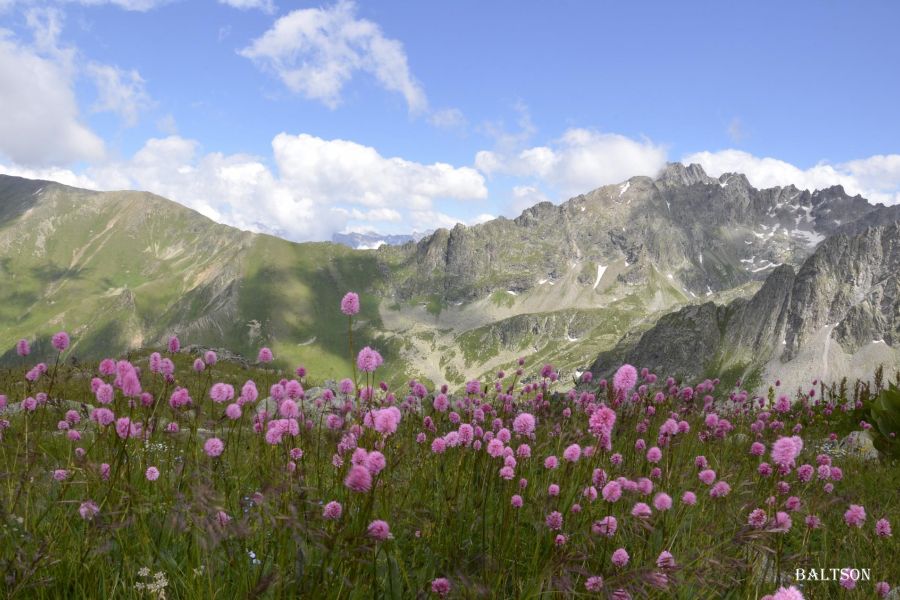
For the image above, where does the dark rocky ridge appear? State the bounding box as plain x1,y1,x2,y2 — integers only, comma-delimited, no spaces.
591,213,900,384
377,163,881,304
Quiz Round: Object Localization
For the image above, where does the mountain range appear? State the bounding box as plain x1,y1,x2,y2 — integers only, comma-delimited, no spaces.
1,163,897,392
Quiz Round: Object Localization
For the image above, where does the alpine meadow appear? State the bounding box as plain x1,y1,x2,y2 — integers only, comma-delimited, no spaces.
1,1,900,599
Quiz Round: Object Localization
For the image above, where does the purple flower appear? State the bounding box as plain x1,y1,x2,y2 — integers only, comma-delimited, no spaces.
357,347,383,373
340,292,360,315
51,331,70,351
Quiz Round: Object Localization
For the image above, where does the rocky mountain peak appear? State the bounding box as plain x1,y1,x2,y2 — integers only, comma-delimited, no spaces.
655,162,717,187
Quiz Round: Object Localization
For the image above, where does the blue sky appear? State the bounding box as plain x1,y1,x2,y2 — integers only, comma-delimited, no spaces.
1,0,899,241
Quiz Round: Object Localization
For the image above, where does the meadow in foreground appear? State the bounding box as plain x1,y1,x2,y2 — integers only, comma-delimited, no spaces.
0,292,898,599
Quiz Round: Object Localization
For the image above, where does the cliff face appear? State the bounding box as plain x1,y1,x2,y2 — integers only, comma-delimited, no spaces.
378,163,879,305
590,213,900,390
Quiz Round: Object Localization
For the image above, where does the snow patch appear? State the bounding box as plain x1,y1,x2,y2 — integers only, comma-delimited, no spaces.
750,261,780,273
506,290,518,296
791,229,825,247
592,264,607,290
619,181,630,197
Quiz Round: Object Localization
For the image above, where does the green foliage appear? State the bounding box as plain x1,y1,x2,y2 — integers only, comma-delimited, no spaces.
869,382,900,457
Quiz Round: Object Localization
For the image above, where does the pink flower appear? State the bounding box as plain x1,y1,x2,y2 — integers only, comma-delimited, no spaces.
257,347,274,363
750,442,765,456
544,455,558,469
773,511,792,532
646,446,662,463
771,586,804,600
323,501,342,520
367,519,392,541
875,582,891,598
433,394,449,412
431,578,451,598
167,335,180,353
78,500,100,520
145,466,160,481
545,511,563,530
210,383,235,403
681,491,697,505
710,481,731,498
602,481,622,503
365,451,386,475
771,435,803,467
611,548,629,568
844,504,866,528
53,469,68,481
340,292,360,315
204,437,224,457
875,518,892,537
344,465,372,493
511,494,523,508
357,347,383,372
225,403,242,420
698,469,716,485
748,509,767,528
592,516,617,537
51,331,70,351
653,493,672,511
548,483,560,496
657,551,675,569
585,576,604,592
16,338,30,356
563,443,581,462
513,412,536,436
613,364,637,394
431,437,447,454
631,502,651,518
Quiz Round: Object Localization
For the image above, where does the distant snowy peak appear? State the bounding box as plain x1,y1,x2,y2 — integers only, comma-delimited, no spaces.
332,230,433,250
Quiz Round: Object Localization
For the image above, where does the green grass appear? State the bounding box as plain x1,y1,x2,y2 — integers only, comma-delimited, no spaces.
0,350,897,599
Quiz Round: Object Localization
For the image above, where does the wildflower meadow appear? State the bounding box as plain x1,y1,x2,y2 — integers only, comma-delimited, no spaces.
0,291,898,599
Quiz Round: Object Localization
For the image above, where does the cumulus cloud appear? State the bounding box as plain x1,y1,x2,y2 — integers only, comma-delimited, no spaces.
87,63,153,126
0,22,105,165
240,0,427,113
476,128,668,197
272,133,486,209
683,149,900,205
218,0,275,13
1,133,489,241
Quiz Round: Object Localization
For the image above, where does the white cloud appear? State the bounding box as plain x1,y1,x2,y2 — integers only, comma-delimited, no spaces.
156,114,178,135
66,0,173,11
0,162,98,189
1,132,489,241
218,0,275,13
429,107,466,130
476,128,668,197
683,149,900,205
239,0,427,113
272,133,486,209
0,26,105,165
87,62,153,126
726,117,746,143
509,185,550,213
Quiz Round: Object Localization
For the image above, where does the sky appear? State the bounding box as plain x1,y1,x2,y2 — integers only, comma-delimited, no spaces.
1,0,899,241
